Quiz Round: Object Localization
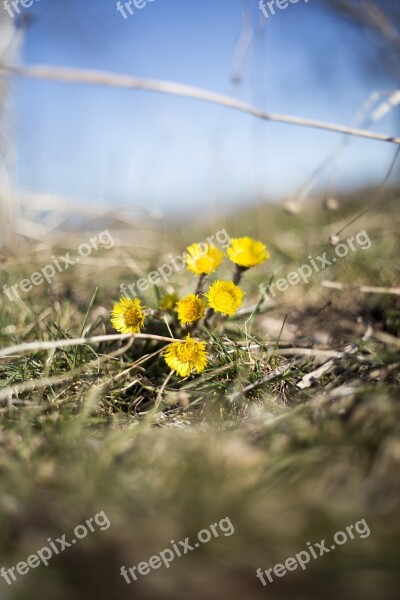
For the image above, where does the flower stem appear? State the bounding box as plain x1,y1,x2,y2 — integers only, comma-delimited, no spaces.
232,265,247,286
203,307,215,329
195,273,207,296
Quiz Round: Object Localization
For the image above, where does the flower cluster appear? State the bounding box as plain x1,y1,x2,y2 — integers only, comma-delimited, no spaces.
111,236,269,379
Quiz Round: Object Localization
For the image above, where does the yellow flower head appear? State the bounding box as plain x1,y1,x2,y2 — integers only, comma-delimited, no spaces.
227,237,270,268
111,296,146,334
159,293,179,311
176,294,205,325
185,242,224,276
205,280,244,316
164,334,208,377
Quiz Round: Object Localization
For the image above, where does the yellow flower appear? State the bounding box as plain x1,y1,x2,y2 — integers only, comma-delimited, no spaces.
205,280,244,316
159,293,179,311
227,237,270,268
111,296,146,334
185,243,224,276
164,334,208,377
176,294,205,325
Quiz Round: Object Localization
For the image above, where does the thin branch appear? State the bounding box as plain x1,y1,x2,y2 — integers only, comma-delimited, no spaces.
228,343,361,359
333,145,400,237
1,63,399,145
228,362,293,401
296,343,357,389
296,324,372,389
155,369,174,407
289,89,394,208
0,332,179,359
0,373,71,403
322,281,400,296
274,347,359,359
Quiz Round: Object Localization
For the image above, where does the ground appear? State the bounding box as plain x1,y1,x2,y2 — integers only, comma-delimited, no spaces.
0,191,399,599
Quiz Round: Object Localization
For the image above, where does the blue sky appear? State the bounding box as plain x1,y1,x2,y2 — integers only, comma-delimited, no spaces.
7,0,400,215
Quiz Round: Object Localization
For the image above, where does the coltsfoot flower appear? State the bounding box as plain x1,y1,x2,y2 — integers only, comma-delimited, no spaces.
205,280,244,316
227,237,270,268
164,334,208,377
176,294,205,325
159,293,179,311
185,243,224,276
111,297,146,334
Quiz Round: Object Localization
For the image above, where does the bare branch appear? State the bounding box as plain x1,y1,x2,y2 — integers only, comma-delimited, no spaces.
0,332,180,359
321,281,400,296
1,63,399,145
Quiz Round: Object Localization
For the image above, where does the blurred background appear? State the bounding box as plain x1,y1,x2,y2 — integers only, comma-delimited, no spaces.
0,0,399,228
1,5,400,600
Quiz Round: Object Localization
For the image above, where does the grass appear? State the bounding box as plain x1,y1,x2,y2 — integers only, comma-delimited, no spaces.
0,191,399,599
